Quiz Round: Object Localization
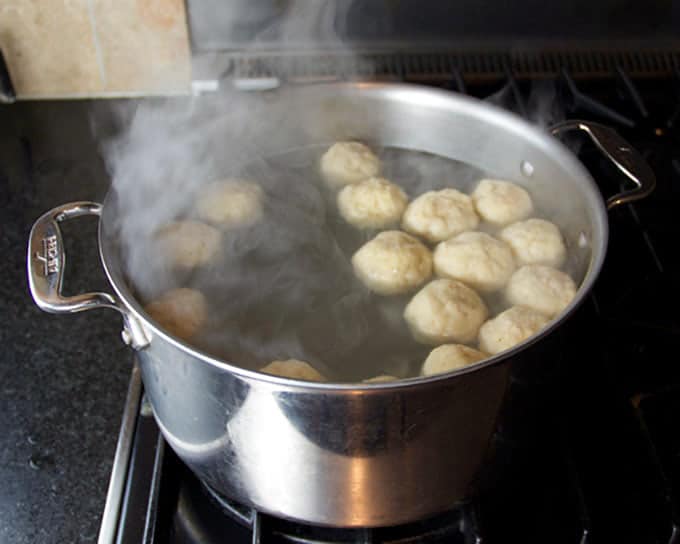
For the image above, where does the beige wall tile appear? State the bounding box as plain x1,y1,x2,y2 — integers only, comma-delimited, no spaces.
93,0,191,94
0,0,190,98
0,0,104,97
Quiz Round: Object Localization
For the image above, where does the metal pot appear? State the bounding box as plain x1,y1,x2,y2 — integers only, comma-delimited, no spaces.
27,83,654,527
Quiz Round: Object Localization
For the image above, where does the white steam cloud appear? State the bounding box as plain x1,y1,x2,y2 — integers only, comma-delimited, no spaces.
97,4,589,381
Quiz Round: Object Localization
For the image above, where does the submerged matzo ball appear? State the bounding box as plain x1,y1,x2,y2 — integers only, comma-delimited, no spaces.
363,375,398,383
506,265,577,317
472,179,533,226
352,231,432,295
260,359,326,381
145,287,207,341
402,189,479,243
421,344,488,376
337,177,408,229
433,231,516,293
404,279,488,345
156,220,221,269
478,305,550,355
500,218,567,268
195,179,264,228
320,142,381,188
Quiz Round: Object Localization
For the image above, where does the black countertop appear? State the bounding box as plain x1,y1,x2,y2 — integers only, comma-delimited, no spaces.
1,101,133,543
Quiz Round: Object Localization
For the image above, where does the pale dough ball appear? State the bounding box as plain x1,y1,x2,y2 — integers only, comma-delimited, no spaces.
402,189,479,243
472,178,533,226
506,265,577,317
337,177,408,229
145,287,207,341
363,375,398,383
421,344,488,376
352,231,432,295
260,359,326,382
195,179,264,228
433,231,516,293
320,142,381,188
478,305,550,355
404,279,488,345
499,218,567,268
156,220,222,269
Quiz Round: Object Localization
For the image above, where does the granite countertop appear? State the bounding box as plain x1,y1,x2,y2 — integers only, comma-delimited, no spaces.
1,101,133,543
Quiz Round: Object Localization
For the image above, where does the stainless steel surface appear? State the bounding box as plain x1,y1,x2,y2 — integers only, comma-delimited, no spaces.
551,120,656,210
27,202,120,314
28,83,654,527
143,419,165,543
98,365,143,544
26,201,151,349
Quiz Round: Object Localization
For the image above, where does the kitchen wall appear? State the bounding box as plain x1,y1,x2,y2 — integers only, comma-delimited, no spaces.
0,0,191,99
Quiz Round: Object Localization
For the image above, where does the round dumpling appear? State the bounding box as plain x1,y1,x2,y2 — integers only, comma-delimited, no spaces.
145,287,207,341
472,179,533,226
402,188,479,243
195,179,264,228
352,231,432,295
506,265,577,317
156,220,222,269
500,218,567,268
363,375,398,383
320,142,381,188
404,279,488,345
259,359,326,381
478,305,550,355
433,231,515,292
421,344,488,376
337,177,408,229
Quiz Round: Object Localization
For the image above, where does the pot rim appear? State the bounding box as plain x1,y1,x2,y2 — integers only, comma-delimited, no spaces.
99,81,609,392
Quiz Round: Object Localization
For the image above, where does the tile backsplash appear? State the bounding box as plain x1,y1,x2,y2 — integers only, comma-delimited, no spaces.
0,0,191,99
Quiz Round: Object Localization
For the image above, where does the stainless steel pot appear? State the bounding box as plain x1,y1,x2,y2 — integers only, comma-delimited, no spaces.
27,83,655,527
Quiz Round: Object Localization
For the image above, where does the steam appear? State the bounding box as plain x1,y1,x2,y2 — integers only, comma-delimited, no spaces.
526,80,565,128
98,4,588,380
102,94,260,298
255,1,353,45
98,2,395,380
484,79,565,127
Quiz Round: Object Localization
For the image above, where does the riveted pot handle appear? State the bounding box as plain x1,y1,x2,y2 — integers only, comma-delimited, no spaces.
550,120,656,210
27,201,150,349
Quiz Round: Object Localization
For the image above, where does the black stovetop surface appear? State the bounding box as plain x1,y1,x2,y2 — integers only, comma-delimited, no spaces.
111,69,680,543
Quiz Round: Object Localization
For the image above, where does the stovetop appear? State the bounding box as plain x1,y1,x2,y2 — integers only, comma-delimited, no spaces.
100,56,680,543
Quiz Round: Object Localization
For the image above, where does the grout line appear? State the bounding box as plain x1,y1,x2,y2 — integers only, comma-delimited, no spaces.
86,0,107,88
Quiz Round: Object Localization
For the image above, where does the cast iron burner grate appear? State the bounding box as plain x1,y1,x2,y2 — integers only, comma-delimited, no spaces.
199,480,481,543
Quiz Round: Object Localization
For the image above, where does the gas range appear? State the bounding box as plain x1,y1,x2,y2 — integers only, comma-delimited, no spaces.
99,50,680,543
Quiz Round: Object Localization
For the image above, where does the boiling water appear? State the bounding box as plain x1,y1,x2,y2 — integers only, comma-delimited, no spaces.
133,145,574,382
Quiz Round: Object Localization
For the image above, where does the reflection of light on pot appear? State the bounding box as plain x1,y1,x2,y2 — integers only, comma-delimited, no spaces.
345,456,372,523
156,413,229,461
138,345,251,464
226,390,327,512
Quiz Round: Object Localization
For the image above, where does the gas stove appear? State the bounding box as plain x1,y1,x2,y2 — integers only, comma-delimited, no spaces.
99,50,680,543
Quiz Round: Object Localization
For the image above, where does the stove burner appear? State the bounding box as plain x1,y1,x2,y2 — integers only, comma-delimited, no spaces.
197,479,481,544
201,482,255,528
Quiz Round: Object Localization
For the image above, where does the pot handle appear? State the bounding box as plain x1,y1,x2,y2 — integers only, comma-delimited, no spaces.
27,201,150,349
550,120,656,210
